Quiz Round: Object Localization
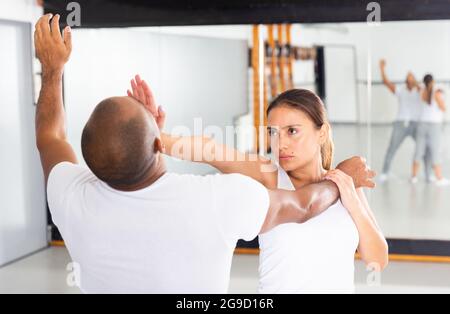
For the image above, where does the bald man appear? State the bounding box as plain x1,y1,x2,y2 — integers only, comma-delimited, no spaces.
34,14,374,294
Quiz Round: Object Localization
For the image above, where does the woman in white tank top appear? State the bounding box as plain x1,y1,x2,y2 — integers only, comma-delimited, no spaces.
256,90,387,293
258,165,359,293
134,79,389,294
412,74,448,186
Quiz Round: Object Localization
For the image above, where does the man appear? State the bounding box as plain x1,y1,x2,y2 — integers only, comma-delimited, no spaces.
379,59,432,182
35,14,375,293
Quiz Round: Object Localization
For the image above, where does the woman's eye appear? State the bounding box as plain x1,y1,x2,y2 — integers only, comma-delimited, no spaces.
288,128,298,135
268,129,278,136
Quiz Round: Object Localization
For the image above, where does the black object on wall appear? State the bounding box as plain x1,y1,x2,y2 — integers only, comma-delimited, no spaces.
314,46,326,101
44,0,450,28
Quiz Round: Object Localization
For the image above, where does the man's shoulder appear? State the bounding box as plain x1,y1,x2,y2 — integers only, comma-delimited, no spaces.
46,162,96,225
47,161,96,193
49,161,93,179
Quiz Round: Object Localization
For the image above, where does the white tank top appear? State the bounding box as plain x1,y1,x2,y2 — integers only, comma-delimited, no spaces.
258,166,359,294
420,89,444,123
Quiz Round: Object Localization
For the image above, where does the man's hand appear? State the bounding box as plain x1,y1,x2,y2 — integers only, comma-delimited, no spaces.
379,59,386,70
34,13,72,74
127,75,166,130
336,156,376,189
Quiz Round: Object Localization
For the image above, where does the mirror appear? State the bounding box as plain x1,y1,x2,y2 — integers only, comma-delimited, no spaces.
60,20,450,254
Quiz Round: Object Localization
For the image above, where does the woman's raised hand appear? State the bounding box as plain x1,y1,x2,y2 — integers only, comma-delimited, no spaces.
127,74,166,130
324,169,363,214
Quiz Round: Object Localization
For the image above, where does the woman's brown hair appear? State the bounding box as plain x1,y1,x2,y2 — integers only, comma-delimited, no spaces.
423,74,434,105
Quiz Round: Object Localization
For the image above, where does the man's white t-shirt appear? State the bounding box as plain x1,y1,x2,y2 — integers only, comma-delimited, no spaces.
395,85,422,122
47,162,270,294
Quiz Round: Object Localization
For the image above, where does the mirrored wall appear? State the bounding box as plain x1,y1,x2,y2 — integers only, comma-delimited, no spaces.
62,20,450,250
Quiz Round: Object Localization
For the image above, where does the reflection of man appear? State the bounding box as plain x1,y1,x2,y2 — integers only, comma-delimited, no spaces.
34,13,374,293
379,60,432,182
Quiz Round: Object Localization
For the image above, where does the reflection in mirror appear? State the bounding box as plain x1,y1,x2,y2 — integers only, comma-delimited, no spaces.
367,21,450,242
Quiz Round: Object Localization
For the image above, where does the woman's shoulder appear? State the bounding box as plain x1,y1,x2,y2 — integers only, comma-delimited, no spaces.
435,87,445,96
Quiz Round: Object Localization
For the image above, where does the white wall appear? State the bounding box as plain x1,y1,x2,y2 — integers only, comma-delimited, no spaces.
64,28,249,175
0,0,44,103
324,46,358,122
0,19,47,267
0,0,42,23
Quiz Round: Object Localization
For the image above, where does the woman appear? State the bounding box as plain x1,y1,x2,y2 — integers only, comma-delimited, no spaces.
128,76,388,293
412,74,448,186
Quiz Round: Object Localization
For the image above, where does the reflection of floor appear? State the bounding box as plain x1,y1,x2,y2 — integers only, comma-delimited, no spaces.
332,124,450,241
1,248,449,294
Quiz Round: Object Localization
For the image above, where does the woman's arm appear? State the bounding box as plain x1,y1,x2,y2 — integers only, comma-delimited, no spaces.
162,133,276,185
326,170,389,271
127,75,277,185
435,90,446,112
129,76,376,188
354,188,389,270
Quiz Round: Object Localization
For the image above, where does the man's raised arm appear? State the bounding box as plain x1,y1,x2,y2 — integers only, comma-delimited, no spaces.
260,157,376,234
34,13,77,183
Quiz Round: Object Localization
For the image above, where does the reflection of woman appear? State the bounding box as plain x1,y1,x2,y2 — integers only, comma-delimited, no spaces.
130,79,388,293
412,75,449,186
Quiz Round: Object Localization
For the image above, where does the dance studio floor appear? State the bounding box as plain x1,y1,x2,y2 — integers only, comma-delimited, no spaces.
1,247,449,294
332,124,450,241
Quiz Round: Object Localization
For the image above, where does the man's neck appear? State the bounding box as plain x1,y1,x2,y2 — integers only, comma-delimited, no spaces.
109,156,167,192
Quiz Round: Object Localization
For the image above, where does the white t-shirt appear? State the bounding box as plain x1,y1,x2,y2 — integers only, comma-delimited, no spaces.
420,89,445,123
395,85,422,122
47,162,270,294
258,166,359,294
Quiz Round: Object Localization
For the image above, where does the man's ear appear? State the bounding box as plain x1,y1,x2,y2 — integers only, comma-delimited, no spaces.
154,137,166,154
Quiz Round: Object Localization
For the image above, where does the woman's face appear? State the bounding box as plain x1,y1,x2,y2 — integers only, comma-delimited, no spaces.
424,77,435,89
267,105,325,172
429,80,435,89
